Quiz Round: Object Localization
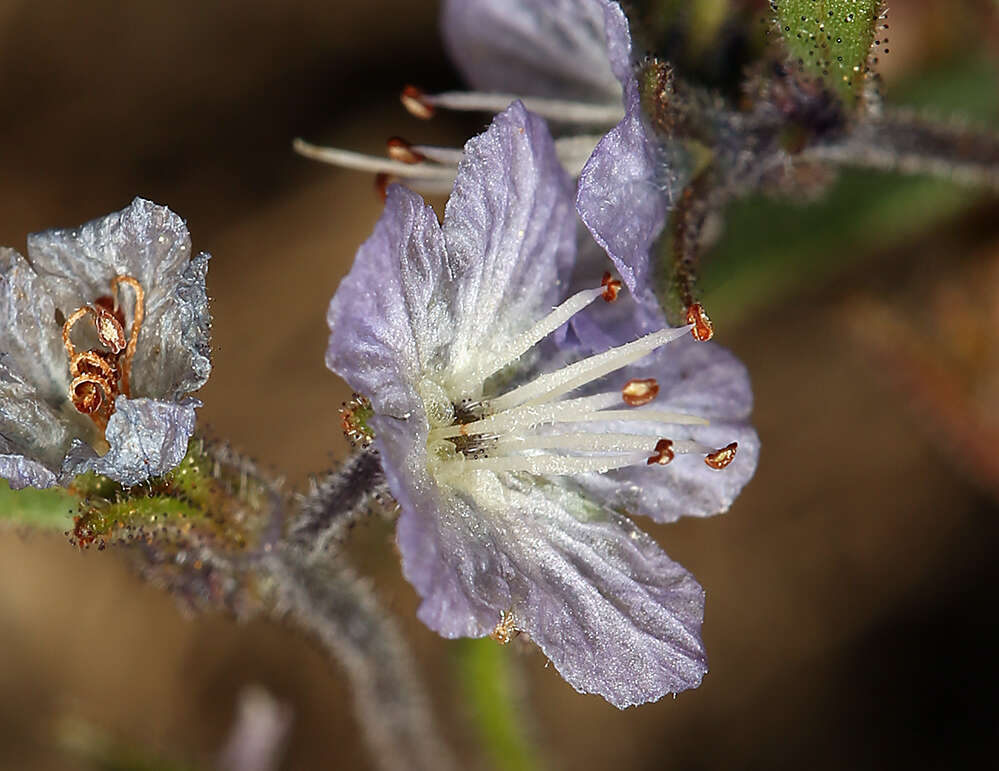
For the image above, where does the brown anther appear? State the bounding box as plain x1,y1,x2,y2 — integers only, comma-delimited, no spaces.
386,136,426,164
622,378,659,406
70,350,117,382
647,438,675,466
400,85,435,119
705,442,738,470
601,272,622,302
93,305,127,353
686,303,714,341
375,172,394,202
70,373,113,417
490,611,519,645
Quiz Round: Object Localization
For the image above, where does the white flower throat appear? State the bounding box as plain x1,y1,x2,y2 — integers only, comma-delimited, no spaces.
421,276,738,490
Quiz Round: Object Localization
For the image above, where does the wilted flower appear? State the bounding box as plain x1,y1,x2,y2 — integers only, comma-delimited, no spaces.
326,102,758,707
0,198,211,489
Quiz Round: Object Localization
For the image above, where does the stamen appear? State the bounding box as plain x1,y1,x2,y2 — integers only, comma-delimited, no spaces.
412,88,625,126
70,373,113,420
375,173,392,202
62,306,96,359
386,137,426,164
686,303,714,342
431,392,623,440
490,325,693,412
410,145,465,165
70,350,117,382
111,275,144,398
292,139,458,181
92,306,126,353
467,286,605,383
601,272,622,302
622,378,659,406
400,85,436,119
492,432,666,454
444,452,648,476
647,439,675,465
705,442,738,469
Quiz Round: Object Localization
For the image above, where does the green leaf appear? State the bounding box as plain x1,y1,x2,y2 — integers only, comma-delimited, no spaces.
772,0,883,104
0,480,76,531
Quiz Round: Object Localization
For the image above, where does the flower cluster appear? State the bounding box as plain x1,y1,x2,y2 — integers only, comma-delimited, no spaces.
0,198,211,489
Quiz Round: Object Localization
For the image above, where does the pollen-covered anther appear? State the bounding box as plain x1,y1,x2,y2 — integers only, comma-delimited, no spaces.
601,272,622,302
386,137,426,164
647,439,675,466
93,307,127,353
686,303,714,342
400,85,435,119
622,378,659,406
705,442,738,470
490,610,519,645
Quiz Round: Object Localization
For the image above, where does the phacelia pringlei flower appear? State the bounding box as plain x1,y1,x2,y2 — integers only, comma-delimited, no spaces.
0,198,211,489
326,102,758,708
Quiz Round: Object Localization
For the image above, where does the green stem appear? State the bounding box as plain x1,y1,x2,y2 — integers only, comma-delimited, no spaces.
456,638,544,771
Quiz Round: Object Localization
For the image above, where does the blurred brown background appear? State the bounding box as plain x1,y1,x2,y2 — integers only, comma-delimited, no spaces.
1,1,998,769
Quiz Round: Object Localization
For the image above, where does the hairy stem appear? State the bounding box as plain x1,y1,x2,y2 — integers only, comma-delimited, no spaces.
290,448,387,555
265,548,455,771
807,109,999,190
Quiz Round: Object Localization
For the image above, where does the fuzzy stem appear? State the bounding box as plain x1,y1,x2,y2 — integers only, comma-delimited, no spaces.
290,448,387,556
806,109,999,191
265,548,455,771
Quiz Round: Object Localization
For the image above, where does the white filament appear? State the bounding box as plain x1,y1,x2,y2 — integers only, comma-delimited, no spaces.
426,91,625,126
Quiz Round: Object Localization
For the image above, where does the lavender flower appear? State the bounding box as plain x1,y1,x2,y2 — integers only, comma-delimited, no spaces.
0,198,211,489
326,102,758,707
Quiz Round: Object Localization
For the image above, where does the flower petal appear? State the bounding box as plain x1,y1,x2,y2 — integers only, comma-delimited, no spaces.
441,0,624,104
0,248,68,403
326,184,452,419
67,396,199,486
442,101,576,374
0,454,58,490
0,359,75,481
26,198,194,325
573,338,760,522
132,250,212,399
576,94,667,294
380,416,707,707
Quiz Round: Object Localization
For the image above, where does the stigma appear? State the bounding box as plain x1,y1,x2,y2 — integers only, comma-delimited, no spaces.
423,277,739,488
